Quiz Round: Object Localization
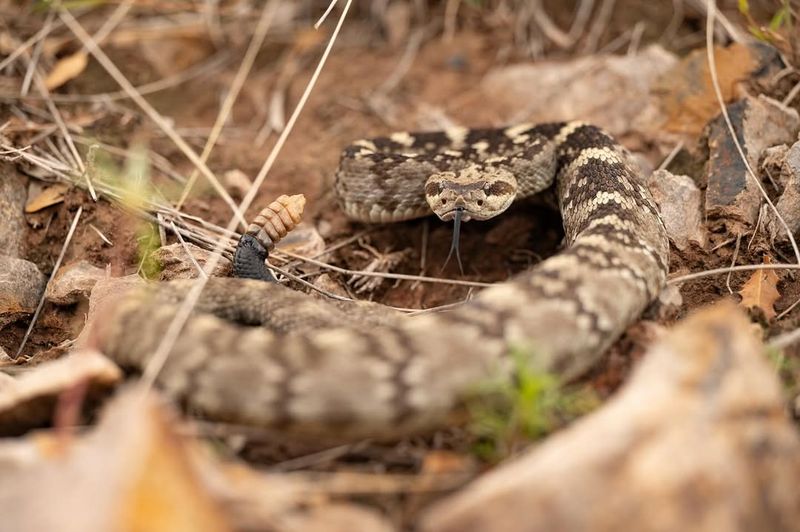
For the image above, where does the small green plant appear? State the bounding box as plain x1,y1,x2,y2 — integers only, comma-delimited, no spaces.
467,345,599,462
738,0,792,45
766,345,800,399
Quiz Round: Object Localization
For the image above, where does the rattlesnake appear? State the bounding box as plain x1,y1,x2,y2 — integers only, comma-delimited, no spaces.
91,121,669,441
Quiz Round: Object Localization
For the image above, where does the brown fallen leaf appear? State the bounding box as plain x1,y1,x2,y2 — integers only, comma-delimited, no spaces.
656,43,757,136
44,51,88,90
24,183,69,213
738,257,781,320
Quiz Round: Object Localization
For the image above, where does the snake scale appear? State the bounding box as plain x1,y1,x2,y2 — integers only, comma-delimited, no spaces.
91,121,669,441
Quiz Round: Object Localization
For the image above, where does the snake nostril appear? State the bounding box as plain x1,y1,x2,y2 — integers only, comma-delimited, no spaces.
477,200,484,207
441,199,446,205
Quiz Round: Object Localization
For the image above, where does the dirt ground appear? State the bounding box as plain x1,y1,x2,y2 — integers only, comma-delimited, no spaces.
2,0,800,528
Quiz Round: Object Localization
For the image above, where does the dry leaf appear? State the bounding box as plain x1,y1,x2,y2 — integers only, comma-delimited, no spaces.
24,183,69,213
44,51,88,90
656,43,757,136
738,258,781,320
0,350,121,436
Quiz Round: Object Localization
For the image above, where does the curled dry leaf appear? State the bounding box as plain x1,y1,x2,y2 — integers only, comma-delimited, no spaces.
44,51,88,91
24,183,69,213
738,257,781,320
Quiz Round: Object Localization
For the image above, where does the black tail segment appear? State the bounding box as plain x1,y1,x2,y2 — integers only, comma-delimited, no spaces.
233,233,277,282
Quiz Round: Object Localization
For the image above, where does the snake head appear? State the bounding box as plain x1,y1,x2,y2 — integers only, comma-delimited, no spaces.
424,165,518,222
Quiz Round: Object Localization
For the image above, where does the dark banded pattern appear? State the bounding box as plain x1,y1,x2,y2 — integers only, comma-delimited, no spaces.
93,121,669,441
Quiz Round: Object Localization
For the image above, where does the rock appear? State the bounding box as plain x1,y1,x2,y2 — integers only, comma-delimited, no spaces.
75,275,144,348
647,170,705,249
705,95,800,229
421,303,800,532
482,44,677,138
766,141,800,241
654,43,782,138
152,242,232,281
0,350,121,436
0,163,28,257
0,256,46,329
45,260,107,305
222,169,251,199
275,222,327,265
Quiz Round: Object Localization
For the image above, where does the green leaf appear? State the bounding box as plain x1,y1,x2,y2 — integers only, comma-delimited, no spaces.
737,0,750,16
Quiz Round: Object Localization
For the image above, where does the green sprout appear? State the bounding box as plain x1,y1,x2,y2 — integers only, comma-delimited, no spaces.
467,345,599,462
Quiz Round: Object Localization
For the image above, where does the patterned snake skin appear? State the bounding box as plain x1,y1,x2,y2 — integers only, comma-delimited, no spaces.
93,121,669,441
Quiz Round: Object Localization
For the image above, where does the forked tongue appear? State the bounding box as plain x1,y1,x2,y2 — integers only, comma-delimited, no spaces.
441,207,465,275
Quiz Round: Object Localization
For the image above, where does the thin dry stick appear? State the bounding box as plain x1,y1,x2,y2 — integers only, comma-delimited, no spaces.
705,0,800,264
8,53,230,103
656,140,684,171
175,0,280,210
725,233,741,294
21,11,54,96
782,78,800,107
443,0,461,42
668,263,800,284
278,248,492,288
170,220,207,279
15,206,83,358
138,0,355,395
768,327,800,349
581,0,615,52
57,8,246,228
0,17,68,72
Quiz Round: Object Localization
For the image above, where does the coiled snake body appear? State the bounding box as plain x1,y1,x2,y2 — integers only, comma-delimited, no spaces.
94,121,668,440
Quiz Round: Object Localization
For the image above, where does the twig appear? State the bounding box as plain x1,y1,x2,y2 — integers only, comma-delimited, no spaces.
175,0,281,209
725,233,741,294
0,18,67,72
21,11,54,96
768,326,800,349
668,263,800,284
15,206,83,358
57,7,247,228
581,0,615,52
170,220,207,279
782,78,800,107
442,0,461,42
705,0,800,264
2,53,230,103
656,141,684,171
278,248,492,288
88,223,113,245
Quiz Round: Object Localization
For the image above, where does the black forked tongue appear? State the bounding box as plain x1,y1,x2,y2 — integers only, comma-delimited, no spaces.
441,207,465,275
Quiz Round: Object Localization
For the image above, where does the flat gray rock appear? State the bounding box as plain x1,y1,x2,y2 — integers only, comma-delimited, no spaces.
0,256,45,329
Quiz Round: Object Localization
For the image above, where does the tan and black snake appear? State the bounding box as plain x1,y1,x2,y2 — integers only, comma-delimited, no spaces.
91,121,669,441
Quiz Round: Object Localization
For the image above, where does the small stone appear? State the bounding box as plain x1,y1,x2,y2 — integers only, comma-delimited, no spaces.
223,169,252,199
0,256,46,329
312,273,349,298
0,350,121,436
647,169,705,249
482,45,677,138
0,163,28,257
46,260,107,305
705,95,800,228
275,223,327,267
766,140,800,242
152,243,232,281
